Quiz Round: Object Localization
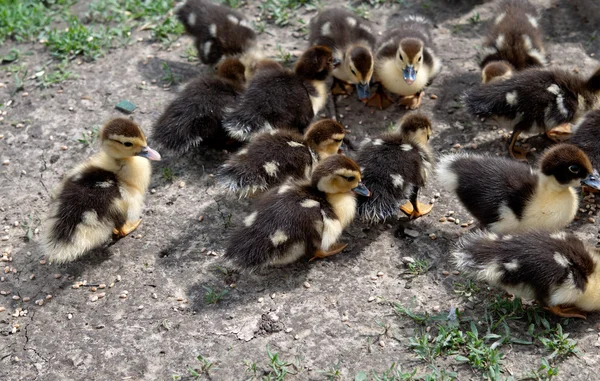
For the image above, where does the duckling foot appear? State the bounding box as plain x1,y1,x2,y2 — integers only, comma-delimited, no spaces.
400,201,433,219
112,219,142,238
309,243,348,262
398,91,424,110
546,123,572,143
331,79,354,95
545,305,587,320
365,89,393,110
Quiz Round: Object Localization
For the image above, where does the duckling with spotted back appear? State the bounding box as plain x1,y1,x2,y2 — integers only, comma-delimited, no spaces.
465,66,600,159
42,118,161,263
224,155,369,270
357,113,434,223
309,8,376,100
223,46,340,141
437,144,600,234
218,119,345,198
453,230,600,319
369,14,441,110
152,58,246,153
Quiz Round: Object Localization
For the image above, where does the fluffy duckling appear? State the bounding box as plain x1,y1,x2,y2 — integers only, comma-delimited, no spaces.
453,230,600,319
465,66,600,159
218,119,345,197
42,118,161,264
308,8,376,100
176,0,257,65
437,144,600,234
370,14,442,110
152,58,246,153
482,61,514,84
223,46,340,141
480,0,547,84
570,110,600,171
224,155,370,270
357,113,434,223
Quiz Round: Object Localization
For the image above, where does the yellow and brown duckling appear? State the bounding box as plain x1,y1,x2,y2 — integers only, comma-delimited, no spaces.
369,14,441,110
453,230,600,319
308,7,376,100
465,66,600,159
42,118,161,263
152,58,246,153
224,155,369,270
223,46,340,141
357,113,434,223
176,0,257,65
437,144,600,234
570,109,600,173
480,0,547,84
218,119,345,198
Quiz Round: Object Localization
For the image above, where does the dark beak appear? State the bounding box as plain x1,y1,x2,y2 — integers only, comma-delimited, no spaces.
136,146,162,161
356,82,370,100
403,65,416,85
332,57,341,68
352,182,370,197
582,172,600,190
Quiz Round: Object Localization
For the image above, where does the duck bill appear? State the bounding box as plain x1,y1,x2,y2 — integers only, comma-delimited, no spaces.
403,65,416,85
137,146,162,161
582,172,600,190
332,57,342,68
352,182,371,197
356,82,370,100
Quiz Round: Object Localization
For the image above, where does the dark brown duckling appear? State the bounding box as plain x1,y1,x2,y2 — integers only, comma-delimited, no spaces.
465,66,600,159
453,230,600,319
223,46,340,141
570,109,600,172
151,58,246,153
357,113,434,223
218,119,345,197
224,155,369,270
482,61,514,84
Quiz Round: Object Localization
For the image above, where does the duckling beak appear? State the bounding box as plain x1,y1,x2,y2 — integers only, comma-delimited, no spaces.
137,146,162,161
352,182,371,197
356,82,370,100
403,65,416,85
332,57,341,68
582,172,600,190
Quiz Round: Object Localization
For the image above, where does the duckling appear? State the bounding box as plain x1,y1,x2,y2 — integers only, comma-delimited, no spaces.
308,8,376,100
176,0,257,65
465,66,600,159
453,230,600,319
42,118,161,264
436,144,600,234
223,46,340,141
357,113,434,223
570,109,600,172
152,58,246,153
479,0,547,84
481,61,514,84
218,119,345,197
369,14,441,110
224,155,370,270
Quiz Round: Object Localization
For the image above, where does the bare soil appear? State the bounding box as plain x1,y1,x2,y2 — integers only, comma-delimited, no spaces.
1,0,600,380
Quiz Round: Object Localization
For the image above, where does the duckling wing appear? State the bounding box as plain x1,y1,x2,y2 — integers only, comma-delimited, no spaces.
309,8,375,50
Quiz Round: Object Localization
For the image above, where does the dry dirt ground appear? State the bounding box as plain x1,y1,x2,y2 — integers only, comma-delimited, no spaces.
2,0,600,380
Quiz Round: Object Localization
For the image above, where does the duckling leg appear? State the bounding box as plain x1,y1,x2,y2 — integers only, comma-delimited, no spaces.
365,84,393,110
331,78,354,95
545,305,587,320
546,123,572,143
398,91,424,110
400,187,433,219
309,242,348,262
112,219,142,238
507,129,528,161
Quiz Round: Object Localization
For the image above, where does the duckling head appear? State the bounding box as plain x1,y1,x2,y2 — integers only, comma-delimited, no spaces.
311,155,370,196
101,118,161,161
539,144,600,190
481,61,514,84
396,38,424,86
398,113,432,146
216,58,246,89
295,45,341,81
304,119,346,160
346,45,374,99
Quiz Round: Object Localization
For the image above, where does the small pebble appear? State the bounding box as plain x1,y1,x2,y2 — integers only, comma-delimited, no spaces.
448,211,455,215
258,297,264,303
368,296,376,302
198,216,204,222
402,256,415,264
91,287,97,292
461,223,468,227
178,181,185,188
99,284,106,289
72,284,79,289
303,282,311,289
430,94,438,99
447,217,455,223
429,233,437,240
67,313,72,320
377,271,384,277
442,271,450,276
452,271,460,275
0,307,5,312
29,274,35,280
97,292,106,299
379,340,385,348
12,295,20,300
39,260,46,265
90,295,98,302
116,275,122,282
23,297,30,302
434,192,440,198
54,274,61,279
439,217,446,223
2,160,9,166
285,327,293,333
119,294,127,299
589,217,595,223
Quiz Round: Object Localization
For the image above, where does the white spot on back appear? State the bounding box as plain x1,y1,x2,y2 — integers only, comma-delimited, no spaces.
278,184,292,194
553,252,570,267
227,14,239,24
359,23,372,34
209,23,217,37
556,93,569,117
301,199,320,208
287,141,304,147
263,161,279,177
522,35,533,50
526,14,538,28
506,91,518,106
495,34,505,49
390,174,404,188
203,41,212,58
237,148,248,156
82,210,99,225
244,211,257,227
550,231,568,241
373,139,383,146
188,13,196,27
321,21,331,36
346,17,357,27
270,229,289,246
494,12,506,25
95,180,114,188
527,48,547,66
504,259,519,271
400,144,413,151
547,84,561,95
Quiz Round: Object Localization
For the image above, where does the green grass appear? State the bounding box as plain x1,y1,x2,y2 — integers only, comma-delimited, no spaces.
452,280,480,299
243,346,300,380
0,0,55,44
348,4,371,19
203,285,228,305
161,167,176,181
275,44,292,64
259,0,316,27
77,126,100,146
46,18,107,61
405,258,430,275
161,62,181,87
37,61,77,88
469,12,481,25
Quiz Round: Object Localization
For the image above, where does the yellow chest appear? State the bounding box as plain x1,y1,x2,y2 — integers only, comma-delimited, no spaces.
309,80,328,115
520,187,577,231
376,59,430,96
326,193,357,229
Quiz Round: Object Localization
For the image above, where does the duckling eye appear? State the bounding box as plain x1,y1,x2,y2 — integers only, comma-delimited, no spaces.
123,142,133,147
333,139,343,143
418,56,422,62
569,165,580,174
346,176,355,182
350,69,356,76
